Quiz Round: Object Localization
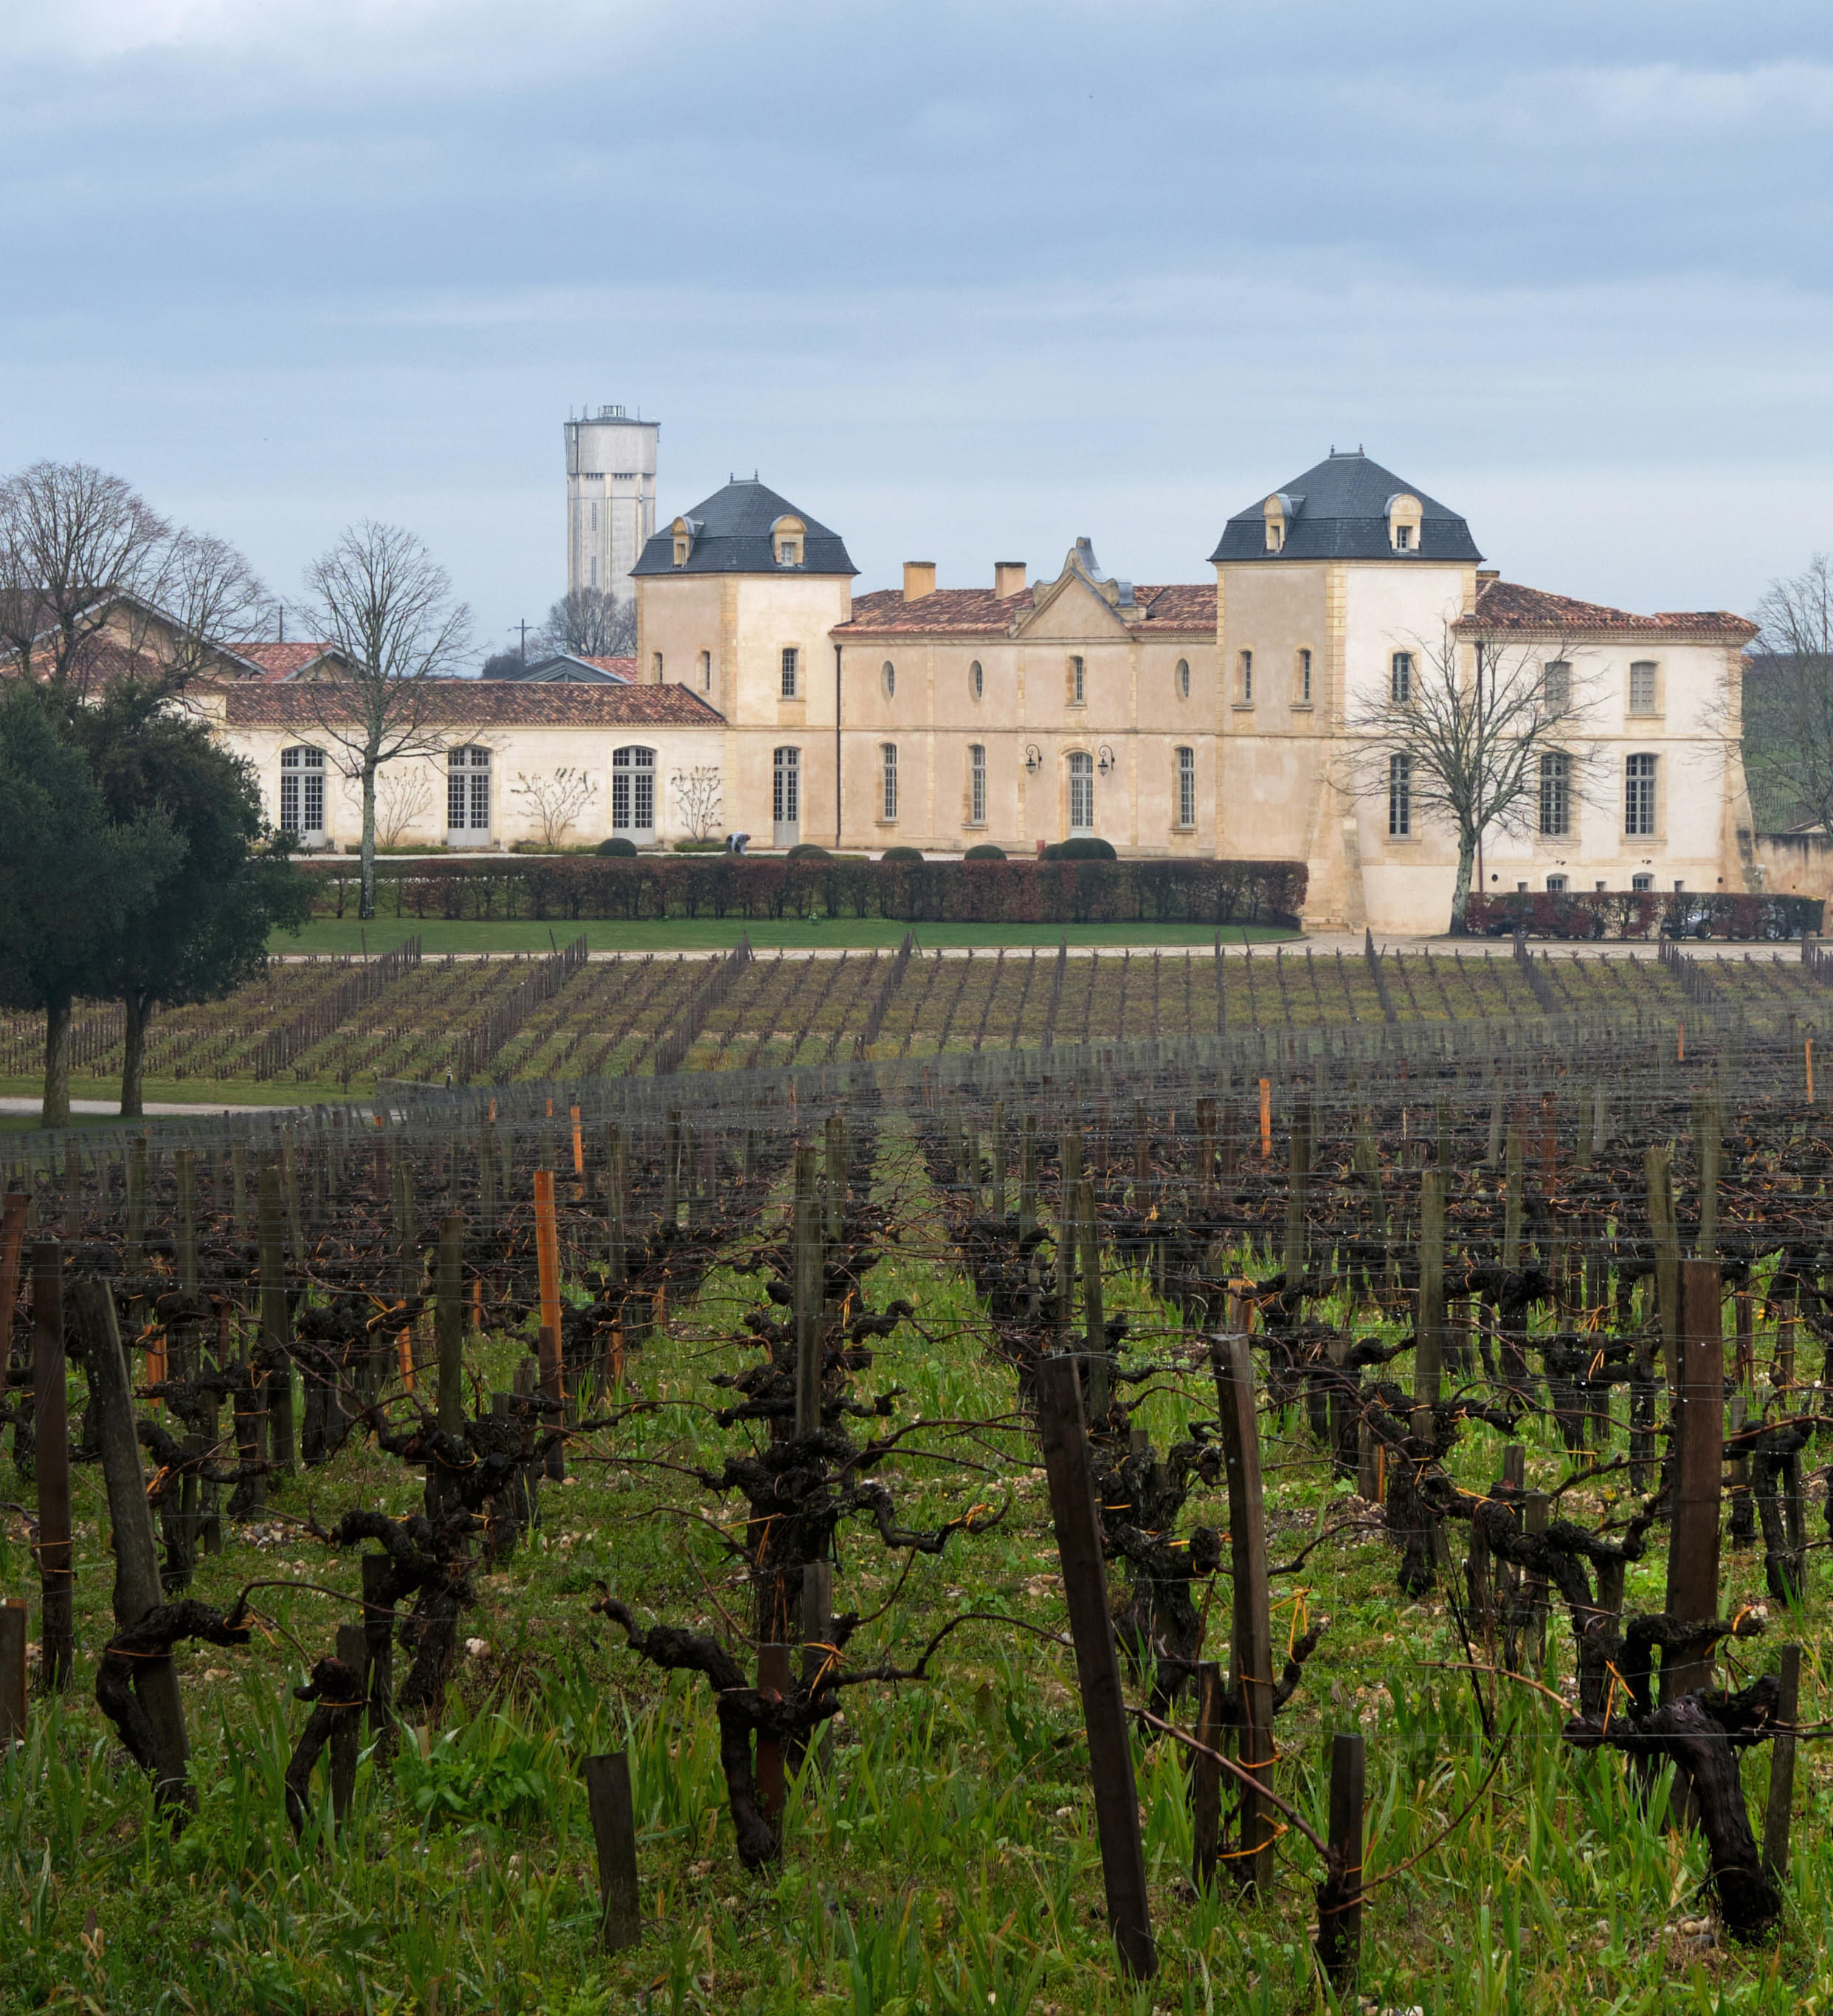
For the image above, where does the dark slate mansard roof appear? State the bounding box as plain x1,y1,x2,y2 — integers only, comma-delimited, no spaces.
1209,452,1483,565
632,477,857,577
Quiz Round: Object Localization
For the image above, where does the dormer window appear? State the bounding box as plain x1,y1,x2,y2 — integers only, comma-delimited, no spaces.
673,536,689,566
1386,493,1423,553
1266,520,1284,552
772,514,806,567
1263,491,1299,552
669,512,701,568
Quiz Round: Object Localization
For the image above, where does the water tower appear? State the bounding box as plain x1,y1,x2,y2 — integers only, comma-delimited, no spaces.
564,405,659,603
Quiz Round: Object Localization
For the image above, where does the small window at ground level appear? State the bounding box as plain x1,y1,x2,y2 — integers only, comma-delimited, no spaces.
1546,875,1567,893
1632,872,1654,891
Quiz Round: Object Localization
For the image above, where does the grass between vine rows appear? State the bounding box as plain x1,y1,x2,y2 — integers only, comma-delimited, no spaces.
0,1128,1826,2014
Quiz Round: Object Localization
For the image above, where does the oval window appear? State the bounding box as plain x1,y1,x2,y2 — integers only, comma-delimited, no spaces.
882,660,896,699
1176,657,1190,700
970,660,984,701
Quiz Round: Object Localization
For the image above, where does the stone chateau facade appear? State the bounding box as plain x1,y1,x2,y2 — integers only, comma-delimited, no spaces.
187,451,1762,934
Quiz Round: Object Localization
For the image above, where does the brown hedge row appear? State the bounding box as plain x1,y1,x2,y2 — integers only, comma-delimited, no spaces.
1464,889,1824,941
302,855,1308,928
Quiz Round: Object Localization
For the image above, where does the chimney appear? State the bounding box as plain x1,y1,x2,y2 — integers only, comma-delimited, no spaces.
902,562,936,601
1477,568,1500,585
993,561,1026,599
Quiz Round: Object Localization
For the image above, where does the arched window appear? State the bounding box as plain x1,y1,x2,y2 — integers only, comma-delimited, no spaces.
882,660,896,700
612,745,656,840
968,744,986,824
1626,753,1657,836
969,660,984,701
446,745,491,836
1068,750,1094,835
1176,746,1195,828
773,746,800,844
1539,750,1570,837
280,746,325,838
1176,657,1191,700
881,742,898,821
1387,753,1412,838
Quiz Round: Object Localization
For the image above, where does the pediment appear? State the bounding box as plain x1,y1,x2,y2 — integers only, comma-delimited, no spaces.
1013,570,1133,642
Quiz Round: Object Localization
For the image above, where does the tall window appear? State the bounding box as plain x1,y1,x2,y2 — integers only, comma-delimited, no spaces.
773,746,800,826
447,745,491,833
1238,649,1253,703
1542,660,1571,714
780,647,799,699
1176,746,1195,827
882,660,897,699
1539,750,1570,837
1387,752,1412,837
1068,750,1094,833
1176,657,1191,700
280,746,325,837
881,742,898,821
1299,648,1313,704
611,745,656,836
1390,651,1413,703
698,649,711,689
1629,660,1657,714
652,651,663,679
1625,753,1657,836
969,743,986,824
1069,655,1085,705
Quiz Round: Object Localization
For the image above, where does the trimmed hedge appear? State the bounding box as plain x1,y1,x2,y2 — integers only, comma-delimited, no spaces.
1465,889,1824,941
301,855,1308,928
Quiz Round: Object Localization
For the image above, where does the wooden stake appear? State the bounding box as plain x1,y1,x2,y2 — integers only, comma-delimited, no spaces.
1315,1731,1366,1991
1190,1658,1223,1890
1035,1355,1157,1980
331,1622,365,1822
1662,1258,1725,1702
793,1143,823,1439
260,1163,294,1478
1212,1333,1275,1894
1259,1077,1271,1159
755,1643,791,1829
1763,1644,1801,1884
32,1243,72,1691
584,1752,642,1950
0,1601,24,1747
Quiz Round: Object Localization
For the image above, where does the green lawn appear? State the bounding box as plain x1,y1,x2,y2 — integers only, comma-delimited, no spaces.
272,916,1297,957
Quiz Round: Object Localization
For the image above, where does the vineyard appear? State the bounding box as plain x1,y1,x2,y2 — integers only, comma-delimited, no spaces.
1,984,1832,2009
7,935,1833,1100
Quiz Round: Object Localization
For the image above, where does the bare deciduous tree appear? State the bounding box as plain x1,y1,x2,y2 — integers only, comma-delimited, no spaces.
535,587,635,660
511,766,599,848
0,461,268,698
297,523,472,919
374,762,438,847
1343,622,1588,935
1744,555,1833,835
672,764,723,840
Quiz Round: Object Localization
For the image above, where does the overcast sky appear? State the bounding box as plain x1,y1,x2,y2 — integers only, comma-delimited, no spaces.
4,0,1831,657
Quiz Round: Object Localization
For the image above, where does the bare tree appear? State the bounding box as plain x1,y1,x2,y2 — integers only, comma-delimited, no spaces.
672,764,723,840
511,766,599,848
374,762,438,847
1344,622,1589,936
0,461,269,699
535,587,635,660
297,523,472,919
1744,556,1833,834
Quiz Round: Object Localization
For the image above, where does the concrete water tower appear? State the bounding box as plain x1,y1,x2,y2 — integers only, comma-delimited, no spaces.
564,405,659,602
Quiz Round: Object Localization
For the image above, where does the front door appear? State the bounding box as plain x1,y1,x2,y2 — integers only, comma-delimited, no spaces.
612,745,656,845
446,745,491,847
773,745,800,849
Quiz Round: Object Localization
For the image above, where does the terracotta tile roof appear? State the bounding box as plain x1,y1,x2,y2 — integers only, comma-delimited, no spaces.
233,641,341,680
835,581,1215,638
215,678,725,728
1457,578,1757,643
576,656,636,680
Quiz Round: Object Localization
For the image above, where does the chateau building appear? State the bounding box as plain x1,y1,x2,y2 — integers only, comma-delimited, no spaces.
151,450,1764,933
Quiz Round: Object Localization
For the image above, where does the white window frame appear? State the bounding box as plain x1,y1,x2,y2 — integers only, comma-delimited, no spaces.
446,745,491,837
969,743,986,825
1176,745,1195,828
1388,752,1412,837
611,745,657,839
1298,648,1312,705
280,745,326,839
1628,660,1658,715
1625,752,1657,837
1239,649,1253,703
781,647,799,699
881,742,898,822
1068,750,1094,835
1390,652,1412,705
1069,655,1085,705
773,745,800,827
1539,750,1570,838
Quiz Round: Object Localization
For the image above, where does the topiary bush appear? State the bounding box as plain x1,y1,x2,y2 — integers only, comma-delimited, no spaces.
785,843,832,861
596,837,638,858
880,846,924,863
1042,837,1117,862
963,843,1007,860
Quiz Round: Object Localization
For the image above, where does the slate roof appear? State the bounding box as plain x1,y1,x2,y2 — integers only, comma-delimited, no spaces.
1209,452,1482,564
1454,579,1758,643
215,679,724,728
835,581,1215,638
482,652,635,683
633,477,855,577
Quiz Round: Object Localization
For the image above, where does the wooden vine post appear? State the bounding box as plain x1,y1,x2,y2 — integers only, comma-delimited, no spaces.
584,1751,643,1950
32,1242,73,1691
259,1164,294,1479
1212,1332,1275,1893
0,1599,24,1747
1663,1258,1725,1702
1035,1353,1156,1981
1764,1644,1801,1883
532,1168,565,1482
1316,1731,1367,1990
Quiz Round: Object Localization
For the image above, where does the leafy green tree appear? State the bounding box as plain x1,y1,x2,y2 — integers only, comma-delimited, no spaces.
0,688,180,1125
69,683,314,1116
